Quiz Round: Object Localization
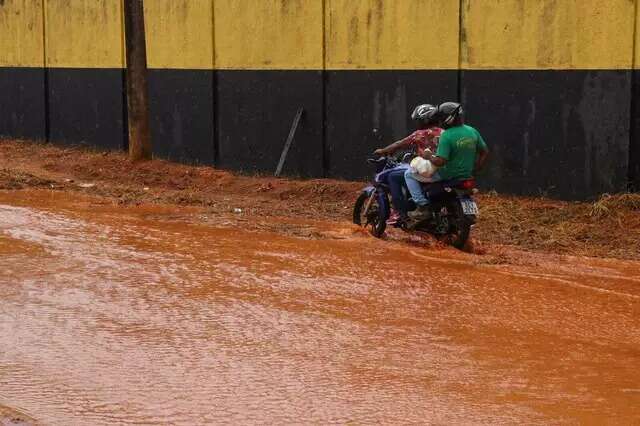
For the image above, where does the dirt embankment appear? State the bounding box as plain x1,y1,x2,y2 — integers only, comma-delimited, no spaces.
1,139,639,260
0,405,37,426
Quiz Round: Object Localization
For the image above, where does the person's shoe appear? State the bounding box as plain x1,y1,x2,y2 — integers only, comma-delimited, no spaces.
386,210,401,225
408,204,432,221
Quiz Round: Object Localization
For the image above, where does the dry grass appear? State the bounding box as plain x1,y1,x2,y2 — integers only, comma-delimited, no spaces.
1,139,639,261
475,191,640,260
589,193,640,219
0,168,56,190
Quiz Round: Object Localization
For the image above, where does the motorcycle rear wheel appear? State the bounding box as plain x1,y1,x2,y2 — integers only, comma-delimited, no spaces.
450,219,471,249
353,192,387,238
442,202,472,249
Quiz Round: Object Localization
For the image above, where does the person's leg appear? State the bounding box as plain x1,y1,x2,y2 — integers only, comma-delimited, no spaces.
404,170,429,206
406,170,445,220
388,169,409,217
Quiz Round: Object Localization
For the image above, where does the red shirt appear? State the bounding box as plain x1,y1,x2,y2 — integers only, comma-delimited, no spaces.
404,127,443,156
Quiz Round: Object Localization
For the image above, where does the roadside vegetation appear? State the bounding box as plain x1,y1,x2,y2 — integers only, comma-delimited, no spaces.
1,139,638,261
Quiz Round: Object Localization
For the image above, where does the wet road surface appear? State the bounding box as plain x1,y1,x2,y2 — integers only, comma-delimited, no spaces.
1,190,639,424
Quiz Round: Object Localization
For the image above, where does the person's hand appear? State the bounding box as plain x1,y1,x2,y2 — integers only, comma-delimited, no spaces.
373,148,385,156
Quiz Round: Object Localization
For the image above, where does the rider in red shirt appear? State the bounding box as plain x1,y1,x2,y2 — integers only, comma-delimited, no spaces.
374,104,443,224
374,118,442,158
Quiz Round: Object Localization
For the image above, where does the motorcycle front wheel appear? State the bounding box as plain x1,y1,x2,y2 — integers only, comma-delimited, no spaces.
353,191,387,238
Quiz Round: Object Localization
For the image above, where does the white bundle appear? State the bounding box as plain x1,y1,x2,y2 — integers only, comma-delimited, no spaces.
410,156,437,177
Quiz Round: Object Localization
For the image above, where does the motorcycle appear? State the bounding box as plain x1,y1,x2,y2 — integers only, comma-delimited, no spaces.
352,156,479,249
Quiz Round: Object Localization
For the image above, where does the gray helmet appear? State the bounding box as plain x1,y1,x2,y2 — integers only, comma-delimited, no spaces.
437,102,464,128
410,104,437,125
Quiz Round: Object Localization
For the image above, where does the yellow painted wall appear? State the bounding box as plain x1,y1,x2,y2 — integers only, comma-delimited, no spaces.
144,0,213,69
461,0,636,70
325,0,460,70
0,0,44,67
45,0,124,68
4,0,640,71
635,0,640,69
214,0,323,70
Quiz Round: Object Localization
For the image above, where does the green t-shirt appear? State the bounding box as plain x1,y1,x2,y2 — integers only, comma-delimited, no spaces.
435,124,488,180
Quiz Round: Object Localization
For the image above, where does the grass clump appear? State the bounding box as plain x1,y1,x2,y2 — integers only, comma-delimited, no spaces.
589,193,640,219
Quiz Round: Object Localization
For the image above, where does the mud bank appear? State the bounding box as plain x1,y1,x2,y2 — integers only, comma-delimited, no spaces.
1,139,639,260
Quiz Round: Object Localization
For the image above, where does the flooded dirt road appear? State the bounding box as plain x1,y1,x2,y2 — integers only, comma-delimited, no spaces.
1,190,639,424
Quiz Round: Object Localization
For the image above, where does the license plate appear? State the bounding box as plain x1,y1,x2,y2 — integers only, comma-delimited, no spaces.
460,199,479,215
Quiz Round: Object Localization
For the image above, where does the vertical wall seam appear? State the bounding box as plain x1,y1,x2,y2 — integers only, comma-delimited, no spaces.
119,0,128,151
119,0,126,67
634,0,638,74
457,0,464,103
42,0,50,143
212,0,219,167
321,0,328,177
630,0,639,190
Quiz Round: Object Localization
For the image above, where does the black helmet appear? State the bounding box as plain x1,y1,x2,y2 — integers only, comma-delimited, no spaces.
437,102,464,128
410,104,437,125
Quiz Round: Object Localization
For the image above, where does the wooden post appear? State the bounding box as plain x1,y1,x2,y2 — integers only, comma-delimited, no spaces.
124,0,151,161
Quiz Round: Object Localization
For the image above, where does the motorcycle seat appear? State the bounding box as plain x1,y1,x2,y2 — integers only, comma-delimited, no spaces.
422,178,476,198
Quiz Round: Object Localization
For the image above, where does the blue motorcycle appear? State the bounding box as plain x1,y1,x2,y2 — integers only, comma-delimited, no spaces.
352,156,479,249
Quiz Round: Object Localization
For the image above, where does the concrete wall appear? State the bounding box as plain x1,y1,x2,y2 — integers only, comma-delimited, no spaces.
0,0,45,140
1,0,638,198
145,0,215,164
45,0,126,150
214,0,324,177
460,0,636,197
325,0,459,180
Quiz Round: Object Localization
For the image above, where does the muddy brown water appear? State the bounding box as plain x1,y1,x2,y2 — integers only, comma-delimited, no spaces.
0,190,639,425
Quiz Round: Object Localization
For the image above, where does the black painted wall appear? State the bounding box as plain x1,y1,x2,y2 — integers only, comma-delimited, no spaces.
216,70,324,178
325,70,458,180
0,66,638,199
0,67,46,140
47,68,126,151
148,69,215,165
461,70,631,199
630,70,640,191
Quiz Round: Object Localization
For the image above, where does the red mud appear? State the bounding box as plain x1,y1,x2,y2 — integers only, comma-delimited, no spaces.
0,189,639,424
1,139,639,260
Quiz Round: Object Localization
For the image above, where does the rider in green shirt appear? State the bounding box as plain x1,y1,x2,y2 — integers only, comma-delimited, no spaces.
435,122,488,180
408,102,489,220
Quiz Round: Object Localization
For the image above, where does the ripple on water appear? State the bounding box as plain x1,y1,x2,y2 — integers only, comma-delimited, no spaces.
0,198,639,424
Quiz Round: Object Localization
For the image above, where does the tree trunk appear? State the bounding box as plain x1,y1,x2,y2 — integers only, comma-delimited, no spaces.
124,0,151,161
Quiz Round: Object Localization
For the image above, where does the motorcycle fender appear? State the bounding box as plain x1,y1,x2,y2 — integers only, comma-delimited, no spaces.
361,186,376,196
359,186,390,221
377,189,390,221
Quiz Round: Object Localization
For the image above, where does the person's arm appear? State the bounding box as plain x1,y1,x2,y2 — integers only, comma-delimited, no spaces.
474,129,489,172
475,148,489,171
427,153,447,167
374,134,414,156
424,132,450,167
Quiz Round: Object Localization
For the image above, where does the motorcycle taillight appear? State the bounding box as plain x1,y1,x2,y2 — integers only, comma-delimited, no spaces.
460,179,476,190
